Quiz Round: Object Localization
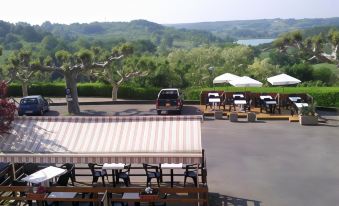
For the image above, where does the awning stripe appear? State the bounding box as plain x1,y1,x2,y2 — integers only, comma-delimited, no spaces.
0,115,203,164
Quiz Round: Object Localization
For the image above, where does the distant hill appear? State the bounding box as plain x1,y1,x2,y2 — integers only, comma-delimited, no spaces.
38,19,231,48
0,19,231,56
167,17,339,39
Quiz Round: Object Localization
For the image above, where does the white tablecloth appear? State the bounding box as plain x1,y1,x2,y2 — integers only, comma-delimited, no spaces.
22,166,66,184
234,100,247,105
161,163,183,169
233,94,244,98
102,163,125,170
209,98,220,103
289,97,301,102
295,103,309,108
260,95,273,100
208,93,219,97
265,100,277,105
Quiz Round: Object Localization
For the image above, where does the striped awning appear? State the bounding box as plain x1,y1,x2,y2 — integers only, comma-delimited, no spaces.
0,116,203,164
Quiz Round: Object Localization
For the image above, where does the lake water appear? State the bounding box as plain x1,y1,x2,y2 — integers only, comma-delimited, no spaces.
236,38,275,46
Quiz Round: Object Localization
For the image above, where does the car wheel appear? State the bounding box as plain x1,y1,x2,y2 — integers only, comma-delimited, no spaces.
177,110,182,115
39,109,44,116
157,110,161,115
18,112,23,116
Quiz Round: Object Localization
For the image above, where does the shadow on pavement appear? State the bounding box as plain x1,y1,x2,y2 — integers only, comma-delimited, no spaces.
209,193,261,206
43,110,60,116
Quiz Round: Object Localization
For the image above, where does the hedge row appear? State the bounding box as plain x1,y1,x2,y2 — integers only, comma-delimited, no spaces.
8,83,160,100
8,83,339,107
184,87,339,107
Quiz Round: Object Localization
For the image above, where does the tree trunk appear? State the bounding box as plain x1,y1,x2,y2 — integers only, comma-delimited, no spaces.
65,73,80,114
111,85,119,101
21,82,28,97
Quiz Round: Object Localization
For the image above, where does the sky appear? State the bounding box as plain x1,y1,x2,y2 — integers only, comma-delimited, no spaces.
1,0,339,25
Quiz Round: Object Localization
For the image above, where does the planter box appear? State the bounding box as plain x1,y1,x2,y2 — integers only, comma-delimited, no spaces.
214,110,223,119
247,112,256,122
299,115,318,125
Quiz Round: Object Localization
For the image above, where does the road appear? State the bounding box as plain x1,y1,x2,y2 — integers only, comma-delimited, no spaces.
43,104,339,206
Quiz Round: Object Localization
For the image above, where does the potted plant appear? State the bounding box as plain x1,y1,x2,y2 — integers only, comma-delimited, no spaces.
299,102,318,125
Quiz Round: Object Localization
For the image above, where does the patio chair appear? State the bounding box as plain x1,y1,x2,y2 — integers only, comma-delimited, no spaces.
53,170,71,186
184,164,198,187
244,99,252,112
22,163,39,176
116,164,131,187
60,163,76,185
88,163,108,187
143,163,161,187
219,96,233,111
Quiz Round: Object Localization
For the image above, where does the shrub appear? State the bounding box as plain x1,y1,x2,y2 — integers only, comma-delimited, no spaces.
8,82,160,100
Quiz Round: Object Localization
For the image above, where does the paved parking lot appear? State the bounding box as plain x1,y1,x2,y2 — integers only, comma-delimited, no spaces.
44,104,339,206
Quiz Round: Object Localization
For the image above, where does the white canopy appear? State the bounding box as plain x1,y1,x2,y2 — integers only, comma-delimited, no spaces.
267,73,301,86
213,73,240,84
229,76,263,87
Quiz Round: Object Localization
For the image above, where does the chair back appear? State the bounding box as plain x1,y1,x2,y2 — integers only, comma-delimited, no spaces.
124,164,131,173
185,164,198,172
88,163,96,176
23,163,39,175
56,171,71,186
143,163,158,175
61,163,75,181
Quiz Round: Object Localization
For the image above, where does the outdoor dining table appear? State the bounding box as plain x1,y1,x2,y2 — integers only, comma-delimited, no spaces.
122,192,140,206
233,99,247,111
21,166,66,187
289,96,302,102
47,192,78,206
233,94,244,99
259,95,273,100
160,163,183,187
208,97,221,110
102,163,125,187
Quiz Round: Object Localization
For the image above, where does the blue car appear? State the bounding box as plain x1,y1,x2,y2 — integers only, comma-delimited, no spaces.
18,95,49,116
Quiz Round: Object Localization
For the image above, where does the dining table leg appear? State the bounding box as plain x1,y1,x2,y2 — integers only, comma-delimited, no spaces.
170,169,174,188
112,169,116,187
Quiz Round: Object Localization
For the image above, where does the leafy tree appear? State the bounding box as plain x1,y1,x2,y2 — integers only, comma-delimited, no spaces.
91,44,156,100
312,66,337,85
248,58,281,82
285,63,314,82
274,29,339,66
35,49,123,114
5,50,38,96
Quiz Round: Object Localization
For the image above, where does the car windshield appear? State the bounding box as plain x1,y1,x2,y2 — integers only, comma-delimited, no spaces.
159,90,178,99
20,98,38,105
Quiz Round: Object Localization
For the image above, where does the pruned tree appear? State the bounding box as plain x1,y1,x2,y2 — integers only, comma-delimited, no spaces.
36,49,123,114
274,30,339,66
0,81,17,134
6,50,38,96
91,44,155,100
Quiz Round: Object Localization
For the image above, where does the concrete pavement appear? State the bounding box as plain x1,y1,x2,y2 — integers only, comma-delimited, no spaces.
28,104,339,205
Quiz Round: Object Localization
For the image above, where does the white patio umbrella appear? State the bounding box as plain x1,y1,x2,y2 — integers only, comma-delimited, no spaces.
213,73,240,84
267,73,301,86
229,76,263,87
